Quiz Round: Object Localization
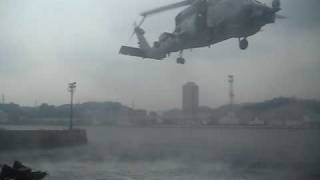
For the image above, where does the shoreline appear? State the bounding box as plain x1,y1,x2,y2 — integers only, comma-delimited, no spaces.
1,124,320,130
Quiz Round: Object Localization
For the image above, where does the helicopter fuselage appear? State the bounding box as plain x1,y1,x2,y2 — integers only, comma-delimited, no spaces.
119,0,282,63
175,0,276,37
146,0,277,59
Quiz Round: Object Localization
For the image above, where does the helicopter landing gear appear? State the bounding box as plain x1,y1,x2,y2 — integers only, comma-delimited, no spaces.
176,51,185,64
177,57,185,64
239,38,249,50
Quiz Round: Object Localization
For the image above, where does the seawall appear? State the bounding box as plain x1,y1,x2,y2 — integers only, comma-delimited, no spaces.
0,129,87,151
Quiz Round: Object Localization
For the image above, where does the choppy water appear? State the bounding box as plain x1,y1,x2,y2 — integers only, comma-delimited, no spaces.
1,126,320,180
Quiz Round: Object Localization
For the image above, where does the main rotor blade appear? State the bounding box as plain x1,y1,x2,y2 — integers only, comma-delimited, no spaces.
140,0,193,17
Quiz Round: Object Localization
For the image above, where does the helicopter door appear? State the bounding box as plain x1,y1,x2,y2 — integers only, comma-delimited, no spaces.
176,14,198,38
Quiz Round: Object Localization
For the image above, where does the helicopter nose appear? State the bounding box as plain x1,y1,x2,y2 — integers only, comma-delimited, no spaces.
262,8,276,23
251,7,276,24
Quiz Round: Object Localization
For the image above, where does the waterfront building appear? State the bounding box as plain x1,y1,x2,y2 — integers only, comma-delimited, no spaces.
182,82,199,121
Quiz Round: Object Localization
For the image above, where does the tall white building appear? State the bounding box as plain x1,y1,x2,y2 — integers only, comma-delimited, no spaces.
182,82,199,118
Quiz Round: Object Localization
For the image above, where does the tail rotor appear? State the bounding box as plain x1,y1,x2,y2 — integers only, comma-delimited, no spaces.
129,16,146,40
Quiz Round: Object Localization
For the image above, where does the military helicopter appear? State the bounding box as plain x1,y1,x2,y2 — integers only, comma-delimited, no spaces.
119,0,284,64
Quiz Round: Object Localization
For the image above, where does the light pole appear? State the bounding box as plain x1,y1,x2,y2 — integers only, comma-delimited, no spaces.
228,75,235,119
68,82,77,130
228,75,234,108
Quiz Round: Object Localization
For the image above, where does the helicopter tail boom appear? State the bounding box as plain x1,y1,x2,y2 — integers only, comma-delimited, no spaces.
119,46,165,60
119,26,164,60
119,46,147,58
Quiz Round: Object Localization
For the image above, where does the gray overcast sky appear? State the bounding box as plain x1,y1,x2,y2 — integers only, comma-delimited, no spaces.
0,0,319,111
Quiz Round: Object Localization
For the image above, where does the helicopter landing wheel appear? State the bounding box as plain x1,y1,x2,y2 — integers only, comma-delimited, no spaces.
176,57,185,64
239,38,249,50
176,51,185,64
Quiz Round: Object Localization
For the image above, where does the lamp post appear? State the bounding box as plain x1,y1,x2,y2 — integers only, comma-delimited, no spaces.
228,75,234,108
68,82,77,130
228,75,235,120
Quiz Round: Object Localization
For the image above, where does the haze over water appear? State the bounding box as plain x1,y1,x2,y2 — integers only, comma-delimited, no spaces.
1,126,320,180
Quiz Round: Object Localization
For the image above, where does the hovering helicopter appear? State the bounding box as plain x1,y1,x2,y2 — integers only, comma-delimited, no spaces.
119,0,284,64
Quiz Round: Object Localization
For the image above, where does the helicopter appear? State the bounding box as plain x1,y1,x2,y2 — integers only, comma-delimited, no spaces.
119,0,284,64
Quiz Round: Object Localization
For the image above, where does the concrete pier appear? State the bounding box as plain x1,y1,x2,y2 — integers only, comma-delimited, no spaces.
0,129,87,151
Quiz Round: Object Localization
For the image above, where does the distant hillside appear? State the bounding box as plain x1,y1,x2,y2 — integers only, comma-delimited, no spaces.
210,97,320,125
0,97,319,126
0,101,135,125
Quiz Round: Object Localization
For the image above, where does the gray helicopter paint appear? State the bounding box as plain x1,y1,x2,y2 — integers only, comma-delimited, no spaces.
120,0,281,60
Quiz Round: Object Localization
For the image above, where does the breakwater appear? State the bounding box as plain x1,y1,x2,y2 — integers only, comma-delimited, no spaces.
0,129,87,151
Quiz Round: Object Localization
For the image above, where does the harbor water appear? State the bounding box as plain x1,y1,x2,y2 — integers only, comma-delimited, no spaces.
1,126,319,180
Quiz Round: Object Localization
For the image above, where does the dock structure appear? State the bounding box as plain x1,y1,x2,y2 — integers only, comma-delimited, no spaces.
0,129,87,151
